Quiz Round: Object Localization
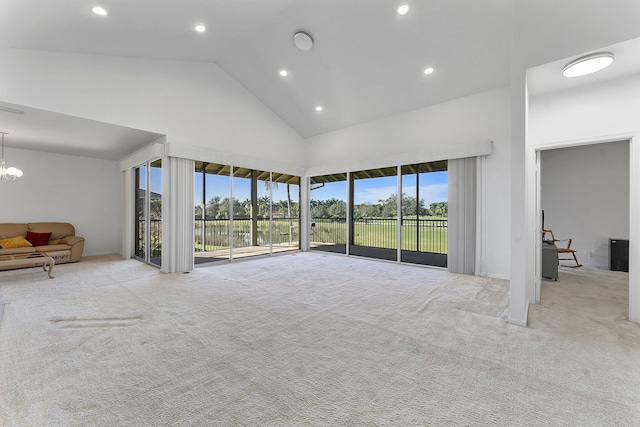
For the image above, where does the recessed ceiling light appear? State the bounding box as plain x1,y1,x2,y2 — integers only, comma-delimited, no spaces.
91,6,107,16
279,70,288,77
315,106,323,112
398,5,409,15
562,52,614,77
195,25,206,33
423,67,434,75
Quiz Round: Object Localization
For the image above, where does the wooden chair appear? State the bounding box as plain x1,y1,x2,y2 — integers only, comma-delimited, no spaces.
542,229,582,267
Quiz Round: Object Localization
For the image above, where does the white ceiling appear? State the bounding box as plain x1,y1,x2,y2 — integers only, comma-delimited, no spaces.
528,37,640,98
0,102,163,161
0,0,639,160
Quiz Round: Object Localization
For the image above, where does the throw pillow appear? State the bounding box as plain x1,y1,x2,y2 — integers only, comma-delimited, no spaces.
26,231,52,246
0,235,33,249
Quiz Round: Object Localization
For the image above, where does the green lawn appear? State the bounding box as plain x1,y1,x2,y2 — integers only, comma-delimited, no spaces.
195,218,300,251
184,217,447,254
311,217,448,254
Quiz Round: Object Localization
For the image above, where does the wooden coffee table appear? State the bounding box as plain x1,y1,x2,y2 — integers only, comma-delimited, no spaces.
0,252,55,278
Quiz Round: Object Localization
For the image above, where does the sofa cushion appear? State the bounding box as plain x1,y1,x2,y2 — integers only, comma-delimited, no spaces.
35,244,71,252
0,223,28,240
28,222,75,243
26,231,52,246
0,235,33,249
0,246,36,256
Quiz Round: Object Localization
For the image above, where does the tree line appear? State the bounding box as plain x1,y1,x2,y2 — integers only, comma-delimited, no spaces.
192,192,447,220
311,193,447,219
195,196,300,219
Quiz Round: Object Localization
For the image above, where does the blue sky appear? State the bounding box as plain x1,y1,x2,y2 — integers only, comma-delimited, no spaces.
312,171,448,206
145,167,299,204
194,174,299,204
144,166,162,193
178,170,448,206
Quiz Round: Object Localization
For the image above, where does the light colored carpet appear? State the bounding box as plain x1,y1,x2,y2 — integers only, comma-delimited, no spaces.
0,253,639,426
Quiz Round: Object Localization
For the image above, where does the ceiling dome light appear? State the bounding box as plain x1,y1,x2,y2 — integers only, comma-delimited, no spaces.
294,31,314,51
562,52,614,77
423,67,434,75
315,106,323,112
195,25,206,32
398,5,409,15
279,70,288,77
91,6,107,16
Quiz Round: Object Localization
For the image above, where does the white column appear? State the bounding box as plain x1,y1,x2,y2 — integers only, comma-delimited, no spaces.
346,172,352,256
630,136,640,322
300,176,310,251
269,171,273,255
509,68,530,327
229,166,234,261
397,165,402,263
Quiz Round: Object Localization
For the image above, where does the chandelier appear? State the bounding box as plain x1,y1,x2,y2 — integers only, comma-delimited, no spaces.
0,132,23,180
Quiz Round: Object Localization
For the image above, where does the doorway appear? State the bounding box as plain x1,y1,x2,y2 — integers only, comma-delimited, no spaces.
536,140,630,309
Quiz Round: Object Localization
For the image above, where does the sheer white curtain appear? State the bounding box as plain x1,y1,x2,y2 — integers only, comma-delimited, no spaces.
448,157,477,274
162,156,194,273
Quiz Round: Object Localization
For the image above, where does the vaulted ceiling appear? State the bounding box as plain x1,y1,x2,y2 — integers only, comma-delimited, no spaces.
1,0,639,159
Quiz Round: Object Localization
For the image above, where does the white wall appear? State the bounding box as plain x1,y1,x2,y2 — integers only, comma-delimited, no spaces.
0,48,307,265
529,75,640,146
541,141,629,269
0,48,305,170
0,147,120,256
529,73,640,322
305,87,512,279
510,0,640,325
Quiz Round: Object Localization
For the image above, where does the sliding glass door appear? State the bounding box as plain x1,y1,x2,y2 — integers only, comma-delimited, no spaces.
310,174,348,254
193,162,300,264
194,162,231,264
311,161,447,267
350,167,398,261
134,159,162,267
248,170,271,255
400,162,448,267
272,173,300,250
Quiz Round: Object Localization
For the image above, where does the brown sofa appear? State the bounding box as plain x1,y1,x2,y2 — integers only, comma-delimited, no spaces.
0,222,85,269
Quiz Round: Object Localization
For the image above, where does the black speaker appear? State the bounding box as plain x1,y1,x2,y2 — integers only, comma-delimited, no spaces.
610,239,629,272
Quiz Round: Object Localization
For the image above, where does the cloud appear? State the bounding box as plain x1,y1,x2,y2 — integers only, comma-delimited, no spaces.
354,183,448,205
419,183,448,206
354,185,398,204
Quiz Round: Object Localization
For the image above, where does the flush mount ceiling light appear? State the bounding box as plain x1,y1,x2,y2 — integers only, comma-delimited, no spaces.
279,70,288,77
0,132,23,181
315,106,323,112
398,5,409,15
91,6,107,16
423,67,434,75
195,25,206,33
294,31,314,51
562,52,614,77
